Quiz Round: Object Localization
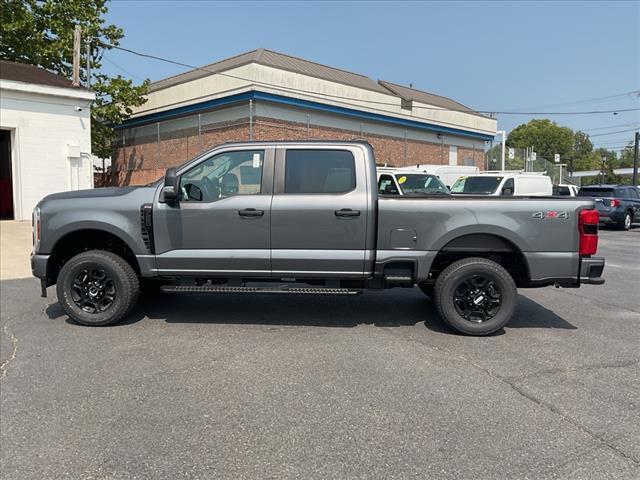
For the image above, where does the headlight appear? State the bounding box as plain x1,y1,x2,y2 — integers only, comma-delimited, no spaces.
32,206,41,252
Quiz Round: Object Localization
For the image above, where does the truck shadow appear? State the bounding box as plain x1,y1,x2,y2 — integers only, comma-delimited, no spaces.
49,289,576,334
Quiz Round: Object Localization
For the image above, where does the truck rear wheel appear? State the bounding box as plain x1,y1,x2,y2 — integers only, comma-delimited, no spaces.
433,257,516,336
56,250,139,326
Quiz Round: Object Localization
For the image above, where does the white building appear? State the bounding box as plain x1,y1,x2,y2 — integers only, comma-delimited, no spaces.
0,60,95,220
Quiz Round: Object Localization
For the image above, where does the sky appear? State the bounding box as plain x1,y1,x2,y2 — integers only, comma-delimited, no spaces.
103,0,640,153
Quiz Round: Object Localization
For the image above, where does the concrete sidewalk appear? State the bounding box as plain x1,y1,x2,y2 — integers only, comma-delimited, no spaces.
1,221,33,280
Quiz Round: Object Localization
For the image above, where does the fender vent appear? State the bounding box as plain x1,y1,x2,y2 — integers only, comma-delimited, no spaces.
140,204,154,254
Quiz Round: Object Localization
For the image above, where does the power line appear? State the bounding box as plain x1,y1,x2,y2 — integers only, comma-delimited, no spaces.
579,122,640,132
589,127,640,137
100,42,640,117
500,90,639,112
102,55,145,82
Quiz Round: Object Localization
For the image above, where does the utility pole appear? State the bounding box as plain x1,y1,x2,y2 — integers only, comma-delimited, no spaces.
85,39,91,89
72,25,81,87
496,130,506,171
633,131,639,187
600,156,606,185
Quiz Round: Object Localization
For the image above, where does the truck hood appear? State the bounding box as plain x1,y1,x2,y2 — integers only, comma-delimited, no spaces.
42,186,151,201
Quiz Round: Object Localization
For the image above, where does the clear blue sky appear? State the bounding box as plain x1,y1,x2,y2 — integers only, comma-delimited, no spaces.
103,1,639,152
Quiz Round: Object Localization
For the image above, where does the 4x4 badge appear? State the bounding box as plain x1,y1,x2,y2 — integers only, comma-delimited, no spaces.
533,211,569,219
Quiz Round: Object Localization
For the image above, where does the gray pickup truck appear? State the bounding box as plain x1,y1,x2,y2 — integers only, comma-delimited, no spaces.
31,141,605,335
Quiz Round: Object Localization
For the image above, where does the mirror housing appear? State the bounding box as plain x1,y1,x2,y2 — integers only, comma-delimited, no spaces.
501,187,513,196
161,167,179,202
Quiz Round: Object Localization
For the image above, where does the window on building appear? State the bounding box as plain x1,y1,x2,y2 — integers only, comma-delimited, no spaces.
284,150,355,194
463,157,475,167
179,150,264,202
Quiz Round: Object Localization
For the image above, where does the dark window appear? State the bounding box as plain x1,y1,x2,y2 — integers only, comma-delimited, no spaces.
451,176,503,194
553,185,571,196
285,150,356,194
578,188,614,198
378,174,399,195
502,178,515,195
628,188,640,199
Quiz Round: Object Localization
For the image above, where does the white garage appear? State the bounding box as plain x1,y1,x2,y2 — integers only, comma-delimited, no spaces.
0,60,95,221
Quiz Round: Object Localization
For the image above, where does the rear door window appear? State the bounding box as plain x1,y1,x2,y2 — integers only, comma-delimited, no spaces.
285,150,355,194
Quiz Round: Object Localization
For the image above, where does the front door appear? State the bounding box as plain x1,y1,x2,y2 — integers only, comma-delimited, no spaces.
270,146,370,278
153,147,274,277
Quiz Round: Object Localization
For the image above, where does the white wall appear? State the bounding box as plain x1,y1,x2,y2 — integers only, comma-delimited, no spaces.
0,80,95,220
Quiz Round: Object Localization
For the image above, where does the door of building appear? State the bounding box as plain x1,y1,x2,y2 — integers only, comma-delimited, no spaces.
0,130,14,219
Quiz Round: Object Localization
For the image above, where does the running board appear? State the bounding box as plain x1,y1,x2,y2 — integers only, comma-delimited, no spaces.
160,285,363,295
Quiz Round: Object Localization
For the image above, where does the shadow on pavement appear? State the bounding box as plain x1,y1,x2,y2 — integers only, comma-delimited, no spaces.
42,288,576,334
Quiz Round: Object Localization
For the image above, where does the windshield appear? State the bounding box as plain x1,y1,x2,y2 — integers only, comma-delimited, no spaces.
395,174,449,195
451,176,503,194
578,188,614,198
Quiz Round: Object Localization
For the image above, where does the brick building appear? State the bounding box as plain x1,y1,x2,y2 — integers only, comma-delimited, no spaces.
111,49,496,185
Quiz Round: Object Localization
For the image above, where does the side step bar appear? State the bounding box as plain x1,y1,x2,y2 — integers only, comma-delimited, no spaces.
160,285,362,295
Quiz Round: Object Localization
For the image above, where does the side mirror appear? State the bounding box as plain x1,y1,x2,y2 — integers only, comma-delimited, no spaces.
161,167,179,202
501,187,513,196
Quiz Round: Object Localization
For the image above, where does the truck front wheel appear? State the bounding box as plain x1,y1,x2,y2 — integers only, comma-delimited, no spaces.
433,257,517,336
56,250,139,326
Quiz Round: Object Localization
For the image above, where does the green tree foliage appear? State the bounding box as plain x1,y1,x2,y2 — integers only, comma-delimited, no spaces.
507,119,574,163
0,0,149,158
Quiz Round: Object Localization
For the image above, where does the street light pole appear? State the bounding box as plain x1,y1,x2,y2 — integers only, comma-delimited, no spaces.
497,130,506,171
633,131,639,187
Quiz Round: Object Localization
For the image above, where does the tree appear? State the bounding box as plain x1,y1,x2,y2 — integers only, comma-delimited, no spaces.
507,119,575,163
570,131,596,172
0,0,149,158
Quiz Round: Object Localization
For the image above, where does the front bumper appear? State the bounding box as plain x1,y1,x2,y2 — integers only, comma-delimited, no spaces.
31,253,49,279
579,257,605,285
31,254,50,297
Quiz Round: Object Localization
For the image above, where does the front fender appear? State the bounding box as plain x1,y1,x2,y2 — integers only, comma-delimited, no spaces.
40,211,146,256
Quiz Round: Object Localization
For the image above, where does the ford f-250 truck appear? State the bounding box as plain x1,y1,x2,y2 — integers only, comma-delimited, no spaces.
31,141,605,335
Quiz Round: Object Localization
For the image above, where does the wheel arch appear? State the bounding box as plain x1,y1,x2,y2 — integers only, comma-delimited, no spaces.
47,227,141,285
427,233,531,287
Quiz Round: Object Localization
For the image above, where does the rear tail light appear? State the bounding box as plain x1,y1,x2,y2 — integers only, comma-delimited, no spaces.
610,199,620,208
579,209,599,256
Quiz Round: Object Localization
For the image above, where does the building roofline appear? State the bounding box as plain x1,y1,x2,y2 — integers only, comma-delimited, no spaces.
378,80,488,119
115,90,494,141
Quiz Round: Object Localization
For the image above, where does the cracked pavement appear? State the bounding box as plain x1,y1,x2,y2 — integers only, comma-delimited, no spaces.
1,229,639,479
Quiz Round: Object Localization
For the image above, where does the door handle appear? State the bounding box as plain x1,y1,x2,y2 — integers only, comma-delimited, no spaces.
238,208,264,217
334,208,360,217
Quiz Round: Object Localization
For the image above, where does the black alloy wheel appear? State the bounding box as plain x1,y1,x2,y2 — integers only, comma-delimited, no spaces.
452,274,502,323
70,267,117,313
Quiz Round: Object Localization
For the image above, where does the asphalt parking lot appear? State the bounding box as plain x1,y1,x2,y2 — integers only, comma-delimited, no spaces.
1,228,639,480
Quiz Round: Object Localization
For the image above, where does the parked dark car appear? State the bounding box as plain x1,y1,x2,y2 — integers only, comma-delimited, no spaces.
577,185,640,230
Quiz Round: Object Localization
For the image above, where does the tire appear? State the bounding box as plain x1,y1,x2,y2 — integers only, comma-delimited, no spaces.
56,250,139,326
433,257,517,336
418,283,435,298
618,211,632,231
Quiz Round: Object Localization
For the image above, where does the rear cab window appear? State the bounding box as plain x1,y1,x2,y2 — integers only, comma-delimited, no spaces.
285,150,355,194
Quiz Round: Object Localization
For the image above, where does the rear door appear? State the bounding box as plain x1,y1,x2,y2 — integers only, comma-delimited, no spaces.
270,146,370,278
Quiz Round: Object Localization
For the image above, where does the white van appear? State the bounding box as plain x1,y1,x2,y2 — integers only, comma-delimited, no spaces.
450,172,553,196
409,164,480,188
